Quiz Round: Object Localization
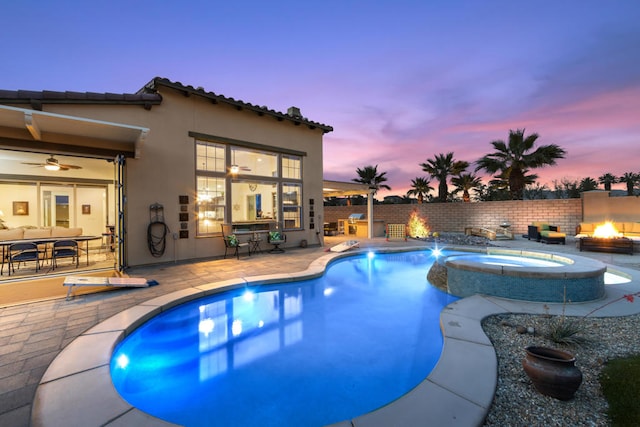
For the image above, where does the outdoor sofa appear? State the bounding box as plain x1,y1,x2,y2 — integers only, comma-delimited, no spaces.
575,221,640,239
0,226,84,242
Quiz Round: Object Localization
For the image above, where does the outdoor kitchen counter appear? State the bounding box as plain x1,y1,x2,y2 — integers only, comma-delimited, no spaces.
354,219,386,238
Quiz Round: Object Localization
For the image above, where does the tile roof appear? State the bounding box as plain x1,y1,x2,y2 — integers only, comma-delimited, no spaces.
0,89,161,110
139,77,333,133
0,77,333,133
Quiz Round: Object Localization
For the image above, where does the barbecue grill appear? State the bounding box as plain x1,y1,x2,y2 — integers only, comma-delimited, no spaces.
348,213,365,234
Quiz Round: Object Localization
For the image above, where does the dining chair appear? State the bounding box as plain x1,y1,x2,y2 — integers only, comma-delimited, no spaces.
8,242,40,276
52,240,79,270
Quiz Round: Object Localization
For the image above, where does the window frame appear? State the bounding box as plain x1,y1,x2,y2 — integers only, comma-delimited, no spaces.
194,136,305,236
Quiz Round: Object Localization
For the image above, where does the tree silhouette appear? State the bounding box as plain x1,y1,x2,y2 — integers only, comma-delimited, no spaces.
353,165,391,196
406,177,433,204
475,129,566,200
420,152,468,202
452,173,483,202
598,173,618,191
619,172,639,196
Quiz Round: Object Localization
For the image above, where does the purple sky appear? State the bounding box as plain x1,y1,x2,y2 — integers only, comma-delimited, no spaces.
2,1,639,198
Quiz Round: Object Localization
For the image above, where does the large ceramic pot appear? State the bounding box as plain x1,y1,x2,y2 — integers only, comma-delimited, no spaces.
522,346,583,400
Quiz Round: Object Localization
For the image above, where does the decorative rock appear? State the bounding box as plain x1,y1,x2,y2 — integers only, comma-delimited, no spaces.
516,325,527,334
427,262,448,291
527,326,535,334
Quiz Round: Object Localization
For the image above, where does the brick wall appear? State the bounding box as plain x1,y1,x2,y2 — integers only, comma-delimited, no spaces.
323,199,583,236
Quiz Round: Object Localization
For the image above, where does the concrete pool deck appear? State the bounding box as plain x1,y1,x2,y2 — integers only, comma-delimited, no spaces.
2,234,640,427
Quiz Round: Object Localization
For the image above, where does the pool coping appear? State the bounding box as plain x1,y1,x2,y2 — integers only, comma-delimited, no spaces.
30,247,640,427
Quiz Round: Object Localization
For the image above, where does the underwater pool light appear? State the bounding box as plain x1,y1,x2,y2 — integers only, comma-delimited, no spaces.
116,354,129,369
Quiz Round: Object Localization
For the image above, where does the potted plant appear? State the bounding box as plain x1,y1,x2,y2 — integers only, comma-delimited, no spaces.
522,346,582,400
522,290,639,400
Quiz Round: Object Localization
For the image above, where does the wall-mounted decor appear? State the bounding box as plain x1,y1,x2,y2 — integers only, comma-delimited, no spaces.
180,205,188,212
179,213,189,222
13,201,29,216
179,195,189,204
82,204,91,214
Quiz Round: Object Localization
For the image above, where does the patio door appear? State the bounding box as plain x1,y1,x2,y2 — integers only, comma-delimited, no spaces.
41,187,73,228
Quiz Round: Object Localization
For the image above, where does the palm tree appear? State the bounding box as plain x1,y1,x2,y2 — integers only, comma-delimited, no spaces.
452,173,483,202
598,173,618,191
420,152,469,202
475,129,566,200
352,164,391,196
619,172,639,196
579,177,599,192
406,177,433,204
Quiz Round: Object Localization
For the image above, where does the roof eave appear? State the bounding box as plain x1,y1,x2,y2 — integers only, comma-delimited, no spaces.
142,77,333,133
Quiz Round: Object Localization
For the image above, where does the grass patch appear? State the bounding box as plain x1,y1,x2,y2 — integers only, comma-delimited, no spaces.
601,354,640,426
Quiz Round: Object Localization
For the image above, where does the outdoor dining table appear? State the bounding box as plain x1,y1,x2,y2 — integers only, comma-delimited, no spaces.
0,235,102,275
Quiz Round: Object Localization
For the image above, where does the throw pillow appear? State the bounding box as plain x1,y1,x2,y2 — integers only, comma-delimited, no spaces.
226,235,238,247
269,231,281,241
579,222,594,233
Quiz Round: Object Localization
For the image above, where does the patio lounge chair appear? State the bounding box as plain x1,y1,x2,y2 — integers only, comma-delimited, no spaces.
528,222,566,244
221,224,250,259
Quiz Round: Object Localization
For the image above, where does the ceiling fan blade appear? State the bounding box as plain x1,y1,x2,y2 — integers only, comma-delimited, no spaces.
60,164,82,170
21,162,45,166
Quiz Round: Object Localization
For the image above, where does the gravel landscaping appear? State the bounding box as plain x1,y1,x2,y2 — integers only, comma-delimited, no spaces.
482,313,640,426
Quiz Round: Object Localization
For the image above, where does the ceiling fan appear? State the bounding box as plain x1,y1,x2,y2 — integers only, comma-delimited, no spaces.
229,151,251,173
22,155,83,171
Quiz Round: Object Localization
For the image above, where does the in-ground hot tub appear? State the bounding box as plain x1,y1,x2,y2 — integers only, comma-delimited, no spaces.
433,248,606,302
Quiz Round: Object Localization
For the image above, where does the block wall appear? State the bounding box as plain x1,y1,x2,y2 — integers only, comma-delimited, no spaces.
324,199,583,236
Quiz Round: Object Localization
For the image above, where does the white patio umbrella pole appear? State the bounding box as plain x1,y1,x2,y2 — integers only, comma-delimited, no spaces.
367,188,374,239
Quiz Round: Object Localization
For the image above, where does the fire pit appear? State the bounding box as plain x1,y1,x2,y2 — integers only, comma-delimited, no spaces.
579,237,633,254
579,222,634,255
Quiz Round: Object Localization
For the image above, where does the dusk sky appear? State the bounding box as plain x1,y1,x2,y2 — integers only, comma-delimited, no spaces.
2,1,639,198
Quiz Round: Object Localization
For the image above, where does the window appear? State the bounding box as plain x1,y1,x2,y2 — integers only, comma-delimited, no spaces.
196,141,225,173
197,176,225,235
195,138,305,235
230,148,278,177
230,181,277,223
196,140,226,236
282,183,302,229
282,155,301,179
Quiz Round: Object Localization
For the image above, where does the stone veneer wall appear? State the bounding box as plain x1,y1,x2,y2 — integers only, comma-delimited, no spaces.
323,199,583,236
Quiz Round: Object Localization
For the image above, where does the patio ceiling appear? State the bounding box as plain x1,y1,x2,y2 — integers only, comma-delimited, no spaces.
323,180,372,197
0,105,149,158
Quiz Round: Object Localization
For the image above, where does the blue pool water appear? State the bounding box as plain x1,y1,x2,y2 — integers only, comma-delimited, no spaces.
111,250,458,427
446,254,564,267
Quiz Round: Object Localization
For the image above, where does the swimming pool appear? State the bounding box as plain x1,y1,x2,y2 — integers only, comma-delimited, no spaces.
111,251,458,427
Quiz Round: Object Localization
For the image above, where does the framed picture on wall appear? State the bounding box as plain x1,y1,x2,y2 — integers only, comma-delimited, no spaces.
13,201,29,216
82,204,91,215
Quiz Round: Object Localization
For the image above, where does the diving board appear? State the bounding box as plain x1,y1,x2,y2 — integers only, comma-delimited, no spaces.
64,275,149,300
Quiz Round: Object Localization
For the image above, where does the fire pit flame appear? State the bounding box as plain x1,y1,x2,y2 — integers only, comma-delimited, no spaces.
407,210,430,238
592,221,623,239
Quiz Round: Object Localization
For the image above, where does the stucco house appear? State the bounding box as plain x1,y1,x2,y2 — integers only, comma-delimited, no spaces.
0,77,333,270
